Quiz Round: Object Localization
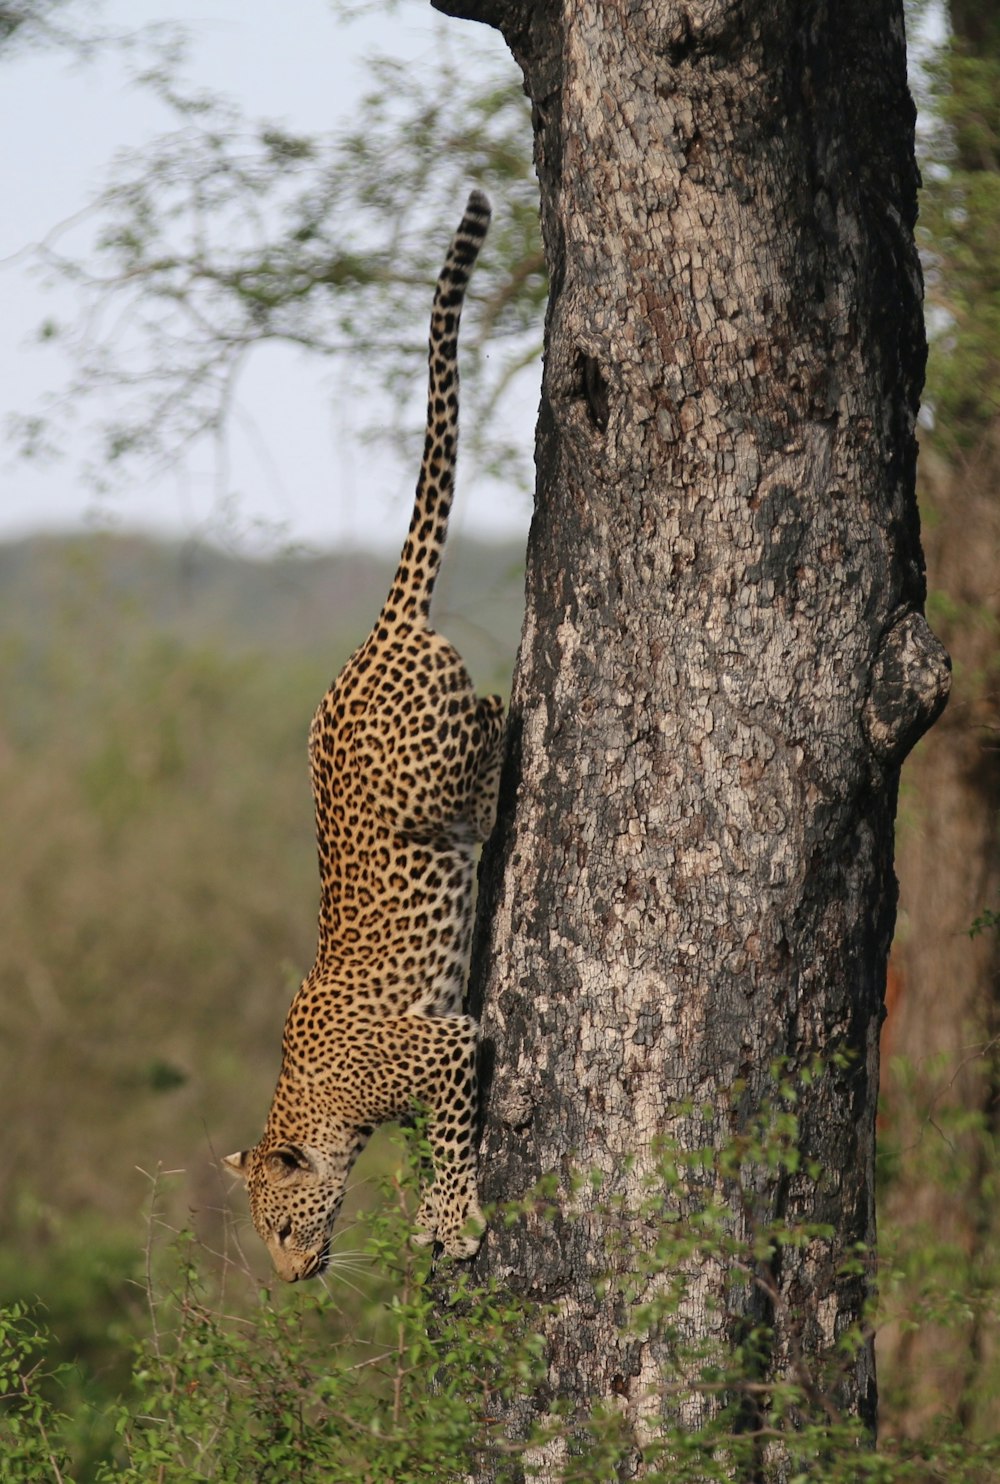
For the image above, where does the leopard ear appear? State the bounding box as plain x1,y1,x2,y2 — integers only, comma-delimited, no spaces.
265,1144,314,1178
222,1150,250,1178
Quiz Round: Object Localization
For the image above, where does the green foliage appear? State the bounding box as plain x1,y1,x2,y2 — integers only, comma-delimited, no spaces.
915,16,1000,446
57,1156,545,1484
0,1303,73,1482
3,1083,999,1482
0,1209,144,1476
969,906,1000,939
0,0,95,58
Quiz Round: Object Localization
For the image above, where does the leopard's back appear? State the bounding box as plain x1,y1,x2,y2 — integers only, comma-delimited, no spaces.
306,619,487,1016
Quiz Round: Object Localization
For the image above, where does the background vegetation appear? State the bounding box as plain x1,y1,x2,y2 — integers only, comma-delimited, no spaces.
0,531,522,1475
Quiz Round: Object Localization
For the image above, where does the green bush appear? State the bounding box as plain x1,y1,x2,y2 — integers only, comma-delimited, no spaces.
3,1097,999,1483
0,1303,74,1482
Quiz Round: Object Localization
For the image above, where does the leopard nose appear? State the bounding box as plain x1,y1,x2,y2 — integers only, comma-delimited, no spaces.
270,1245,310,1283
271,1243,329,1283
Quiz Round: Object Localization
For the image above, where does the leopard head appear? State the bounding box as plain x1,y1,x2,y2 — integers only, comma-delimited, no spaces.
223,1138,355,1282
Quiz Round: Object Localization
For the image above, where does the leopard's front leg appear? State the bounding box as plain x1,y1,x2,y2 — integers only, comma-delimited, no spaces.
378,1013,484,1257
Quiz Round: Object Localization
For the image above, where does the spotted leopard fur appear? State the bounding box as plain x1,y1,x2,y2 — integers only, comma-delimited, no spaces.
224,191,503,1281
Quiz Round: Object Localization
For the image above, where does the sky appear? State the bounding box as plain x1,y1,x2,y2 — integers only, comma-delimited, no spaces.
0,0,535,553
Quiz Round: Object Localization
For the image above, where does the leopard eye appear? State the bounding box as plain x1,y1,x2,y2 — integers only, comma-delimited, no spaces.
276,1219,293,1244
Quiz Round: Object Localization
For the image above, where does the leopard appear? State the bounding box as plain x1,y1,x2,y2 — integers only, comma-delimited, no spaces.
224,190,505,1283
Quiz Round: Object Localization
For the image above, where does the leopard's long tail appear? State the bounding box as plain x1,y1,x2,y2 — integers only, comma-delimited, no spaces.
383,189,491,627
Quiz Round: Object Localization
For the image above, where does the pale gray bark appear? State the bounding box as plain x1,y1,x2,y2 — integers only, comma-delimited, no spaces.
434,0,947,1475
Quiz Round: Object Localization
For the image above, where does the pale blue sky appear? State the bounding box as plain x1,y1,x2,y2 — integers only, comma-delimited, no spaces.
0,0,534,552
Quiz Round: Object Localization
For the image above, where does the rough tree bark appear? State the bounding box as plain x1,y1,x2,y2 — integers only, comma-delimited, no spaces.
434,0,949,1475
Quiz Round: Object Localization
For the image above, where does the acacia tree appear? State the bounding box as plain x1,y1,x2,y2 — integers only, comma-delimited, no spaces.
428,0,951,1473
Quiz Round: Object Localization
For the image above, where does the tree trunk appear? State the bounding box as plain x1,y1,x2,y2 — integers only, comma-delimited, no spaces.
435,0,947,1474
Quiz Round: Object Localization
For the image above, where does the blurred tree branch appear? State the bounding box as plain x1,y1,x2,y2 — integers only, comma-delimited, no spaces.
8,18,544,501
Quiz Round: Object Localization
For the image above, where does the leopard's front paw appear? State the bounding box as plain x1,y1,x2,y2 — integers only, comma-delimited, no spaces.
438,1195,485,1259
440,1224,483,1260
412,1190,485,1258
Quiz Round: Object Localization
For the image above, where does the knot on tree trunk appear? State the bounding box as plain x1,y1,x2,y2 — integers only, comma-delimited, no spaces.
863,611,951,766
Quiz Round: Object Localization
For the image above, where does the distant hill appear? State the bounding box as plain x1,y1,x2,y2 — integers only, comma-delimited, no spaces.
0,530,525,687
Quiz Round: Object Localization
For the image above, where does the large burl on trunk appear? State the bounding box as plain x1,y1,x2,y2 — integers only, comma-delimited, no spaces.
434,0,949,1475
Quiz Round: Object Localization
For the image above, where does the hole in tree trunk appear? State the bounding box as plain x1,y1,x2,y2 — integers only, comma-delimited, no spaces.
578,352,610,433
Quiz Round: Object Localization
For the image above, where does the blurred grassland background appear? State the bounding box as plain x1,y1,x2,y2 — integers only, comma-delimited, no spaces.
0,531,525,1461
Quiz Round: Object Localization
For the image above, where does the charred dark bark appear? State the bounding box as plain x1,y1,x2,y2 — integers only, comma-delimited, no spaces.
436,0,945,1474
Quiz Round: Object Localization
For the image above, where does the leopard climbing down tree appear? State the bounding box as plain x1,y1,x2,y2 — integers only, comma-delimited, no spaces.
224,191,504,1282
